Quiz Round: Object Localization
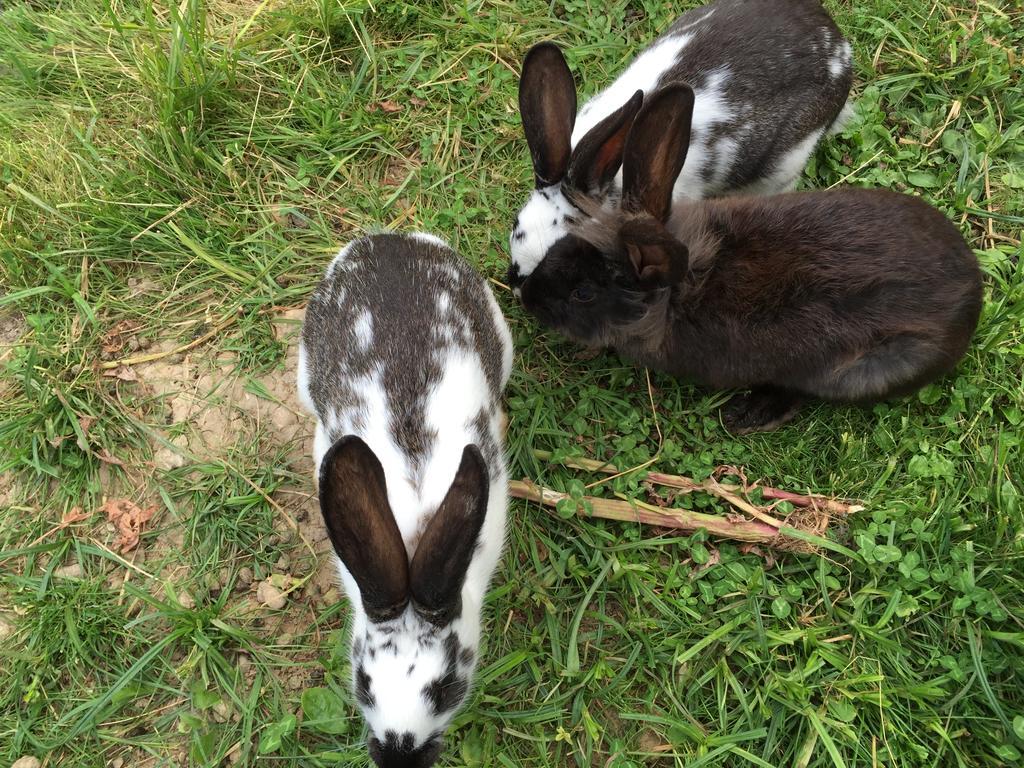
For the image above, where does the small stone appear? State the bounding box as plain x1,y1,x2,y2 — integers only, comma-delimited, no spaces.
110,757,125,768
314,562,337,592
127,336,141,352
167,352,185,364
11,758,42,768
178,591,195,610
319,587,340,607
0,614,15,642
54,562,83,579
153,435,187,470
256,580,286,610
275,553,291,570
138,336,153,350
226,744,242,764
236,567,253,588
211,700,232,724
237,652,252,674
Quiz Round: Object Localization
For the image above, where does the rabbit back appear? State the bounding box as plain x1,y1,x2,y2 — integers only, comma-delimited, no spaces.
299,234,512,538
657,189,982,398
573,0,852,199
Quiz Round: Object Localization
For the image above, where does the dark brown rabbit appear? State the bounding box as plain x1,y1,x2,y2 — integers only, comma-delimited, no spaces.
517,85,983,432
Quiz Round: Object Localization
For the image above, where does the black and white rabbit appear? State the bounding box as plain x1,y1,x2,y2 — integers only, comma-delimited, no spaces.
508,0,853,290
517,86,982,432
297,233,513,767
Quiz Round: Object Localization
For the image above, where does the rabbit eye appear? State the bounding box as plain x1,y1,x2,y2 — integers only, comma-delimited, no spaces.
571,286,595,303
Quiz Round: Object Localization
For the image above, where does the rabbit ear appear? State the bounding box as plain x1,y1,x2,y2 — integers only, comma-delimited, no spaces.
409,445,489,627
319,436,410,623
622,84,696,222
567,89,644,195
620,217,689,288
519,42,577,187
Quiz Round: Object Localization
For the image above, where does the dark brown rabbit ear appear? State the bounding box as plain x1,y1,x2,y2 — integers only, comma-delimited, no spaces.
622,84,696,222
519,42,577,188
319,436,410,623
409,445,489,627
566,89,644,196
620,217,689,288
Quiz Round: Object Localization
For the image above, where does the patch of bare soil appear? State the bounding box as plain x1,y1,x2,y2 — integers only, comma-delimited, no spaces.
131,309,344,632
0,308,26,391
137,309,311,472
0,306,25,347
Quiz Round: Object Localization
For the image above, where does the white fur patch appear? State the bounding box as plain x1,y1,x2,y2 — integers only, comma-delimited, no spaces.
672,67,736,199
509,186,572,280
829,40,852,79
572,32,695,143
828,99,855,135
710,136,739,190
410,231,449,248
323,242,354,283
352,310,373,351
356,618,468,753
756,127,825,192
296,343,315,414
669,5,714,34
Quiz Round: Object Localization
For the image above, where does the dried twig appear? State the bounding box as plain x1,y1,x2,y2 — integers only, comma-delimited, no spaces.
98,313,238,370
517,450,863,553
510,479,806,551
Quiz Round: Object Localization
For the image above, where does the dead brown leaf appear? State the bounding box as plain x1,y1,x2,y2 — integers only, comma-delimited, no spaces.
102,498,156,553
376,100,402,113
101,320,142,356
409,96,427,108
95,448,126,467
102,366,139,382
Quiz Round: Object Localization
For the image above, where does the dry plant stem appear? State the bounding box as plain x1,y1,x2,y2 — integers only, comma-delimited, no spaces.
99,314,238,370
531,452,858,515
644,471,783,526
509,479,789,546
646,472,861,515
531,449,619,474
756,486,863,515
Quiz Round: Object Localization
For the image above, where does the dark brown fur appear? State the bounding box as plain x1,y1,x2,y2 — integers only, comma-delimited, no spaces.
518,87,983,431
642,189,981,401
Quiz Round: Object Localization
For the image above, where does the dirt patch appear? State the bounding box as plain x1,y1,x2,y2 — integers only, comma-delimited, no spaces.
136,308,313,471
125,308,338,623
0,303,25,340
0,307,26,373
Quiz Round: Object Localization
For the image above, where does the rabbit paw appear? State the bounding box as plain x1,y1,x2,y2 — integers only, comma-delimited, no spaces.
722,388,802,434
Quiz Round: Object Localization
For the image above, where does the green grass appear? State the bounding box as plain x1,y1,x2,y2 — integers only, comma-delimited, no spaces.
1,0,1022,766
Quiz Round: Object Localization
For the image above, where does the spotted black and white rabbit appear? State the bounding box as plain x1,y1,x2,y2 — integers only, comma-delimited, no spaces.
508,0,853,289
517,86,982,433
297,233,513,767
